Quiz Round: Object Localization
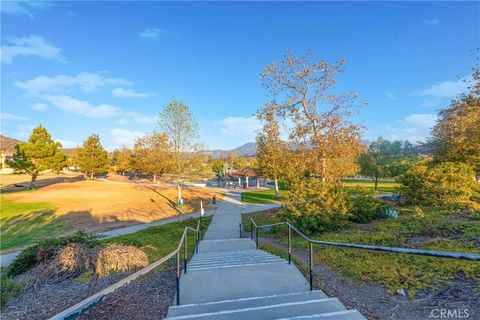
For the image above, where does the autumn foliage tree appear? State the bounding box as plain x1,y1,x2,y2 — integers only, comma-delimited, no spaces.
112,147,134,176
430,69,480,175
75,134,110,179
8,125,66,188
256,103,287,197
133,132,171,183
260,51,365,182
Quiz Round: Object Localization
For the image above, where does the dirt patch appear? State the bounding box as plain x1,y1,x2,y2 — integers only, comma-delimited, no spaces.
1,271,134,320
259,237,480,320
78,268,176,320
405,235,433,248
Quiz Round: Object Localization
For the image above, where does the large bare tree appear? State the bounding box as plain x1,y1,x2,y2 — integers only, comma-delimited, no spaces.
260,51,365,182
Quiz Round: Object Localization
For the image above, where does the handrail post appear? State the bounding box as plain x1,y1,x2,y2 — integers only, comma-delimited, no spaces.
239,222,242,238
184,233,188,274
309,241,313,291
176,250,180,305
250,220,253,240
288,225,292,265
256,226,259,249
196,228,199,254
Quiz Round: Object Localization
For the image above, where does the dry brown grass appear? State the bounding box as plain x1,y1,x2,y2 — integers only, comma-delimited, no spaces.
2,173,224,235
27,243,148,292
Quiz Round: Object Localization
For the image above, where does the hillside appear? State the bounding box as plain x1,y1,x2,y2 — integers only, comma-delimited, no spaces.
205,142,256,159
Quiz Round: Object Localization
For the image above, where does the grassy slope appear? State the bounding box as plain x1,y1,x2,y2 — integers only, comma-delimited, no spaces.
243,208,480,298
242,179,401,204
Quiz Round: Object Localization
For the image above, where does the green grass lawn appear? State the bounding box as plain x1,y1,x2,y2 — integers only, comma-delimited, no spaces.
104,216,212,262
0,197,67,252
241,188,286,204
242,179,401,204
243,208,480,298
341,179,400,193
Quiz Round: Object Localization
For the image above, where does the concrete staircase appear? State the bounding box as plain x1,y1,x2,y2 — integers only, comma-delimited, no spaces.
165,191,365,320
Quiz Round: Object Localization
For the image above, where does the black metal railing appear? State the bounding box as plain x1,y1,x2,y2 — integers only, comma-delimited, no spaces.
249,219,480,291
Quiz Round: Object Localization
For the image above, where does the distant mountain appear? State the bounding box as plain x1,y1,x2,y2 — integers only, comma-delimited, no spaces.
0,135,22,156
205,142,256,159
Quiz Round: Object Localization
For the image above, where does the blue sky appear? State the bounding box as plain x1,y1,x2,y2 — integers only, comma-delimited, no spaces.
1,1,478,150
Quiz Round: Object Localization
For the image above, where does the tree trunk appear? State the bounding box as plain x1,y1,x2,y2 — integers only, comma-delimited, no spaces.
374,177,379,191
256,178,260,188
30,173,38,188
321,157,326,183
238,177,241,186
153,174,157,183
122,171,124,176
90,172,94,180
177,184,182,203
274,178,280,198
245,176,249,189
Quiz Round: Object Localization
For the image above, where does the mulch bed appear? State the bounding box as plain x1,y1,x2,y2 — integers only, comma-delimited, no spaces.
259,236,480,320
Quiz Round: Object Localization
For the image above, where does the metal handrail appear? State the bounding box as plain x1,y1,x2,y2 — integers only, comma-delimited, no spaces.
250,219,480,291
49,218,205,320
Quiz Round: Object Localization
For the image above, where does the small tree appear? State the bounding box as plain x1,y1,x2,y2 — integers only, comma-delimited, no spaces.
358,137,418,190
158,99,205,205
8,125,66,188
256,103,287,197
75,134,109,179
112,147,134,176
133,132,171,183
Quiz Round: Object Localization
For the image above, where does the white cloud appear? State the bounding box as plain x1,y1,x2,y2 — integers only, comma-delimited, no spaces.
15,72,129,96
424,18,440,26
215,116,261,139
30,102,48,111
0,1,52,17
385,91,397,100
419,78,468,99
1,35,63,64
139,28,164,40
112,87,153,98
384,113,438,142
110,129,145,147
0,113,28,121
42,95,121,118
55,139,78,148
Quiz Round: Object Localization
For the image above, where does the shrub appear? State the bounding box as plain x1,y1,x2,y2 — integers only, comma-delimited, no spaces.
0,274,24,309
397,162,479,206
347,187,390,223
7,231,101,277
281,178,349,234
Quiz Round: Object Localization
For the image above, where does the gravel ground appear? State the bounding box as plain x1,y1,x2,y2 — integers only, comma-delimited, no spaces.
259,236,480,320
1,271,133,320
78,269,176,320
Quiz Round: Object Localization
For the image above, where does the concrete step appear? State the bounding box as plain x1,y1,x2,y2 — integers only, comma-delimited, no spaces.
165,297,346,320
188,260,286,271
198,239,256,252
188,257,283,268
167,291,328,317
275,310,366,320
190,250,273,261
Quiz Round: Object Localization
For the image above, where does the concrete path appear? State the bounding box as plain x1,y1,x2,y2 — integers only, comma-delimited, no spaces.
0,190,280,266
166,191,365,319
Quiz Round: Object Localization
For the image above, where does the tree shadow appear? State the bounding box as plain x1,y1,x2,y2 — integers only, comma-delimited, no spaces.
1,175,85,194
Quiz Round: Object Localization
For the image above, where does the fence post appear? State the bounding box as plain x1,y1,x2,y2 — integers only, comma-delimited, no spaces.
196,228,199,254
288,225,292,265
256,227,259,249
176,250,180,305
184,233,187,274
309,242,313,291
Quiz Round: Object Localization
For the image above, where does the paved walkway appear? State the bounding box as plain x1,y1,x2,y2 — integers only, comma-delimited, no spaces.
165,191,365,319
0,190,280,266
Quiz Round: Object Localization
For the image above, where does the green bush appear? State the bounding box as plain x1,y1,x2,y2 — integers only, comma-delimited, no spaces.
281,179,349,234
397,162,479,206
7,231,101,277
0,274,24,309
347,187,390,223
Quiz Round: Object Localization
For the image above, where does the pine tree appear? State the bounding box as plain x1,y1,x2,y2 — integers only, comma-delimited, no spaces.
75,134,110,179
8,125,66,188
